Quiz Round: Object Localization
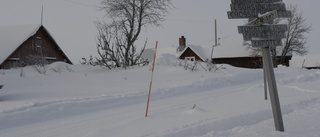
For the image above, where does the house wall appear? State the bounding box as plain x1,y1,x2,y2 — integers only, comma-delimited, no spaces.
179,48,204,62
213,57,263,69
213,56,292,69
0,26,72,69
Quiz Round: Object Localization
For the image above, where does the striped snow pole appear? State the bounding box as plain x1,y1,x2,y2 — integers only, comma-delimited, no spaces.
145,41,158,117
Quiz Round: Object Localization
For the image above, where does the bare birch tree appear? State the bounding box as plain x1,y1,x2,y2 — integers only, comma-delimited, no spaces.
95,0,173,69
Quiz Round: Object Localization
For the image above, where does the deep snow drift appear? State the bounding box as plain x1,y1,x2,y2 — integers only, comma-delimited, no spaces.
0,55,320,137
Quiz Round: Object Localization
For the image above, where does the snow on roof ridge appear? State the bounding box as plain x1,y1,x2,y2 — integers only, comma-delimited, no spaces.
0,24,42,64
179,44,252,59
187,45,212,61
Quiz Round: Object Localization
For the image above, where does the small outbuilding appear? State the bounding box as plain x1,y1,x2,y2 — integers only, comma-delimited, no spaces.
0,24,72,69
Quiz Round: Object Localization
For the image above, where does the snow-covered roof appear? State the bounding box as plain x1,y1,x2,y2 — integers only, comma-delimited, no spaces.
212,44,252,58
0,24,41,64
291,55,320,68
179,44,252,61
187,45,212,61
141,48,156,62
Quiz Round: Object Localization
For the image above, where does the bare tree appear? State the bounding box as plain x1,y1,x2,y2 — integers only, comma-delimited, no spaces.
279,4,311,63
243,4,311,65
95,0,173,69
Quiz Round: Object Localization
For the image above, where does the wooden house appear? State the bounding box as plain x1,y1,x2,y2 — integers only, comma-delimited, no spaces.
179,45,211,62
177,36,291,69
0,24,72,69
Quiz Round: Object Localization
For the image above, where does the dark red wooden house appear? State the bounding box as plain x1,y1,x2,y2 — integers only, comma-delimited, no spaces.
177,36,291,69
0,24,72,69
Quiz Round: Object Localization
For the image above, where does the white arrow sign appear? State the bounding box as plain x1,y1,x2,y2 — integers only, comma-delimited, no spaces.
247,10,278,26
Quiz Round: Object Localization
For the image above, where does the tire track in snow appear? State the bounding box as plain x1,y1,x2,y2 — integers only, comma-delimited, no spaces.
0,70,262,131
148,96,320,137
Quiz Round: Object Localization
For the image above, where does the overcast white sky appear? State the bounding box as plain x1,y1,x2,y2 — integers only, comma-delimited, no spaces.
0,0,319,63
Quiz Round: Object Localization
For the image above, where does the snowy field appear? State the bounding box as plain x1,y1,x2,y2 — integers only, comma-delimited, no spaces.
0,54,320,137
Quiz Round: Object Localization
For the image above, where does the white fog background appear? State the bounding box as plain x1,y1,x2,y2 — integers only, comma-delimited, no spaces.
0,0,319,64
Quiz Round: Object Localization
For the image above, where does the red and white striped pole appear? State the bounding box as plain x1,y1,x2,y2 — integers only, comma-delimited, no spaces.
145,41,158,117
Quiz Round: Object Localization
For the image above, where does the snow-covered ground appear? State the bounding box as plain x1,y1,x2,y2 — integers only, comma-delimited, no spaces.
0,54,320,137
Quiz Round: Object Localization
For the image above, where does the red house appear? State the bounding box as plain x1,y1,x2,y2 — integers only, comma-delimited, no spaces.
0,24,72,69
177,36,291,69
178,36,212,62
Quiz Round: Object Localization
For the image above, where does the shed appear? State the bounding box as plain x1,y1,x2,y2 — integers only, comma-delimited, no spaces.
0,24,72,69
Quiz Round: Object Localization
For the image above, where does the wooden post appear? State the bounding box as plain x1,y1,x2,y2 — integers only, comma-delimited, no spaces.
261,47,284,132
263,58,268,100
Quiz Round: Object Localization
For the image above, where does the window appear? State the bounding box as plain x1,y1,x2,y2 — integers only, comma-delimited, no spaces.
35,36,42,53
185,57,195,62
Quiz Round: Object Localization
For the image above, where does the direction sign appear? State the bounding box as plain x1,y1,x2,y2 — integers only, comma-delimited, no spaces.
228,10,291,19
238,24,288,33
228,0,286,132
251,39,282,47
231,0,282,4
247,10,277,26
242,31,286,41
230,3,286,11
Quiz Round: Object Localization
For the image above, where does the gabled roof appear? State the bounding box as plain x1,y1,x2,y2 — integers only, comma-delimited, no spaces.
212,45,252,58
0,24,72,65
0,24,41,64
179,45,212,61
179,44,252,61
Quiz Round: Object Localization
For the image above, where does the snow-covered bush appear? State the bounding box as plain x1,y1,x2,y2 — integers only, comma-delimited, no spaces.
156,53,179,66
48,62,74,74
25,55,48,74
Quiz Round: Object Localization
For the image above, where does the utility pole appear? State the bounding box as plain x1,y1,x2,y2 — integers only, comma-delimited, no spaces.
41,6,44,25
210,19,217,60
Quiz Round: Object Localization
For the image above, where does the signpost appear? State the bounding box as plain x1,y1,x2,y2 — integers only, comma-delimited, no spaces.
227,0,292,132
252,39,282,47
231,0,282,4
247,10,278,26
230,3,286,11
238,24,288,33
227,10,291,19
242,31,286,41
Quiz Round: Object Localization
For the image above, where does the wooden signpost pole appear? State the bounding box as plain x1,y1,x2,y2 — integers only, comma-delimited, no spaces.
227,0,291,132
262,47,284,131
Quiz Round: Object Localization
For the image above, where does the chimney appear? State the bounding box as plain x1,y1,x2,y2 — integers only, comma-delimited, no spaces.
178,36,186,52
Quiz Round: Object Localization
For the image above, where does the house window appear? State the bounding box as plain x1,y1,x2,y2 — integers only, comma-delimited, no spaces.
185,57,195,62
35,37,42,53
36,46,42,53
